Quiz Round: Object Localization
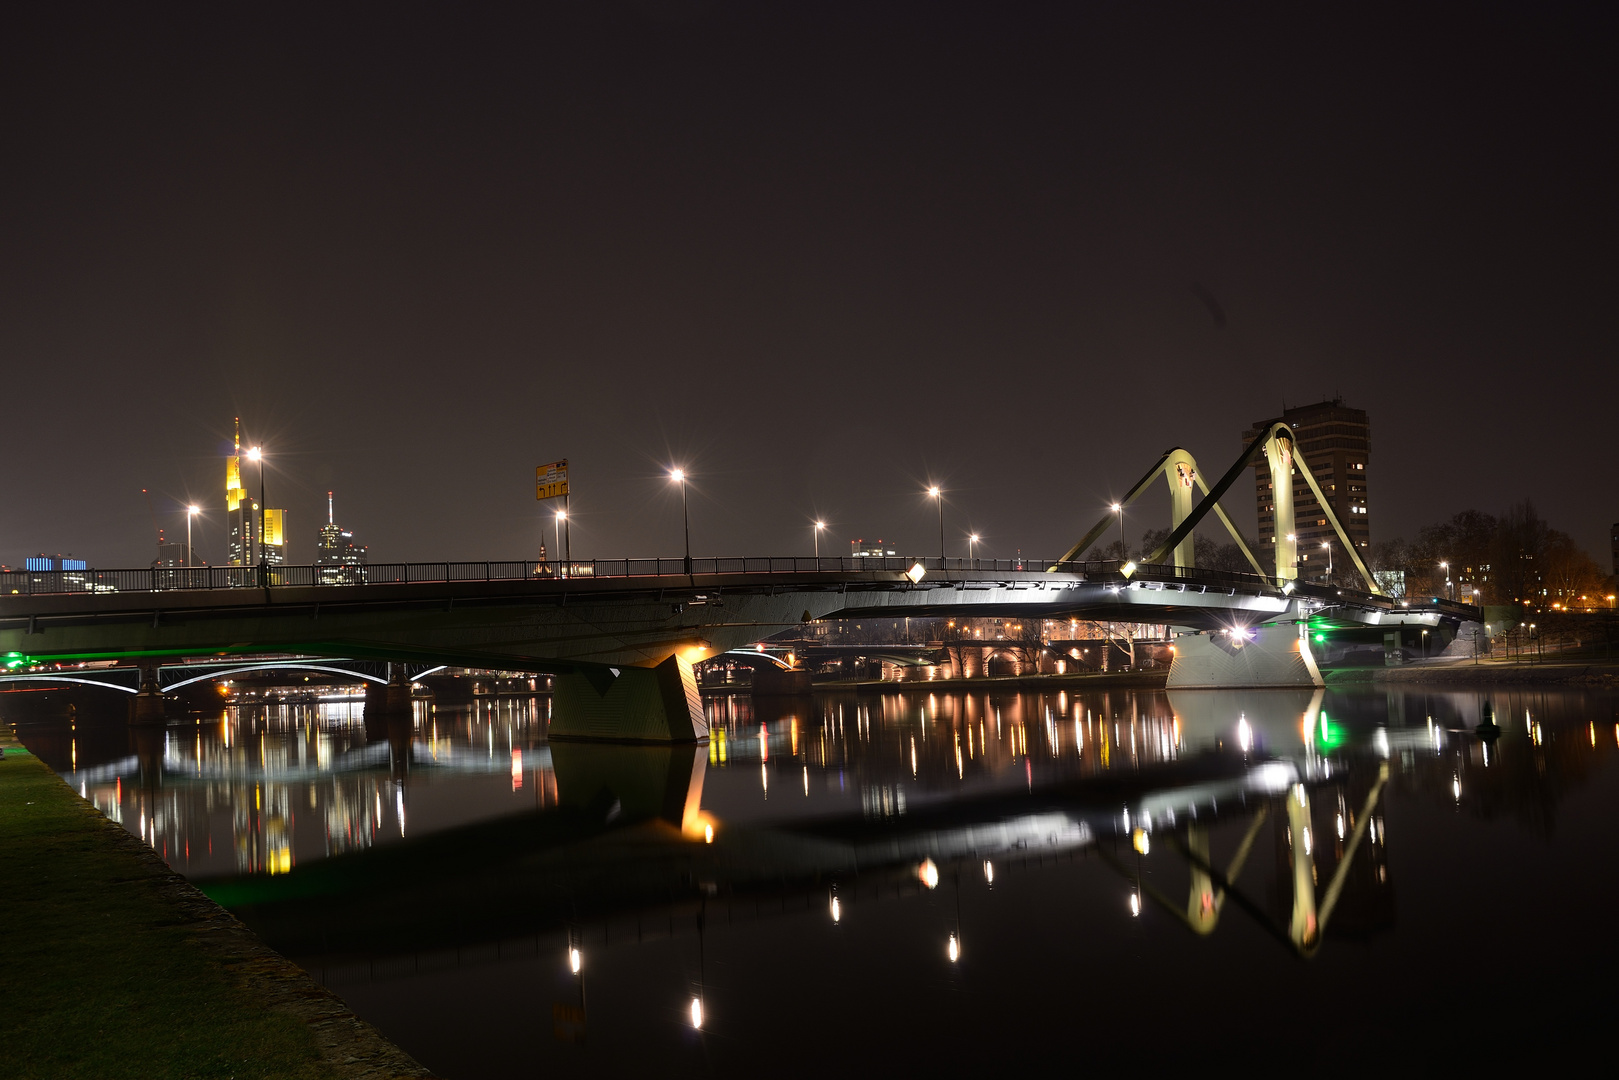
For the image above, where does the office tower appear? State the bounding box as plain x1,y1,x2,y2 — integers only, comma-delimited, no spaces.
1243,399,1371,579
226,418,249,565
261,507,287,566
316,491,368,583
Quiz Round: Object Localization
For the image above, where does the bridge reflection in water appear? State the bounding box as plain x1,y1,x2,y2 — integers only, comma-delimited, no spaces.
12,682,1617,1073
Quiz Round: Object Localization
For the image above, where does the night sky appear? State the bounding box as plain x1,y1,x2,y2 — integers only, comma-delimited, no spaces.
2,3,1613,569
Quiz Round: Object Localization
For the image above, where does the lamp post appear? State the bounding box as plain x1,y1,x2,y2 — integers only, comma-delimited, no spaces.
813,520,825,559
246,446,265,569
554,510,565,573
1440,560,1451,600
1320,540,1332,585
928,486,943,564
1111,503,1124,563
186,505,199,569
671,469,690,575
969,533,979,566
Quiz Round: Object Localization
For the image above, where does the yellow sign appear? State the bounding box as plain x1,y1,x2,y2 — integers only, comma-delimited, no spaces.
536,459,569,501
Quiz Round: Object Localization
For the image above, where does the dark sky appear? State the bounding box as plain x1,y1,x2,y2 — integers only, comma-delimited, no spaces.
2,3,1614,569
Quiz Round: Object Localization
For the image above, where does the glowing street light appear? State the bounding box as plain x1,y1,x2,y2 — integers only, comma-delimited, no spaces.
185,505,199,569
1320,540,1333,583
968,533,980,565
1111,503,1124,562
813,520,826,559
927,486,944,562
671,468,691,575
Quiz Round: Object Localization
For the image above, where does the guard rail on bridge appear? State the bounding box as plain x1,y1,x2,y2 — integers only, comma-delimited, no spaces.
0,557,1479,620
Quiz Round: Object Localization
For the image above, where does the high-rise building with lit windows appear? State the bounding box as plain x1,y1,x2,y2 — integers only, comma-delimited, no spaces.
260,507,287,566
226,418,249,566
316,491,368,583
1243,399,1372,578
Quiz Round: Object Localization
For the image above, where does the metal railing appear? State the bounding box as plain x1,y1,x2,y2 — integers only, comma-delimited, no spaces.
4,556,1059,597
0,556,1478,615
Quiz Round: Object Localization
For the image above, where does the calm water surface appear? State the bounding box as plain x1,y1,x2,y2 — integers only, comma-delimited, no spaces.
11,684,1619,1075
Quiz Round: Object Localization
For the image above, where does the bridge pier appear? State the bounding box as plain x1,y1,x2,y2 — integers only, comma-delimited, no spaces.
129,664,167,724
1166,620,1323,689
750,666,812,696
550,654,707,743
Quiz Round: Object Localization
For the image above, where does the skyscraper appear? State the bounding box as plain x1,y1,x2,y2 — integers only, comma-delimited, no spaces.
261,507,287,566
316,491,368,583
226,418,249,565
1243,399,1371,580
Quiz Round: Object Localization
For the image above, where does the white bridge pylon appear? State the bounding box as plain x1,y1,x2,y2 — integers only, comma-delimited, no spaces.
1051,422,1381,594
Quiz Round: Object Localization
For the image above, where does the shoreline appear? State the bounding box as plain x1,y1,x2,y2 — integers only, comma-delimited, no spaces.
1324,659,1619,688
0,723,435,1080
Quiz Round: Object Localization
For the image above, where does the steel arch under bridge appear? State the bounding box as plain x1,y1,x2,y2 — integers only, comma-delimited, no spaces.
0,658,449,697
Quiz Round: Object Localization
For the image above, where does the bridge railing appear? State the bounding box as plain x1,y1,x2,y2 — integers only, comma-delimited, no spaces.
4,556,1071,595
0,557,1477,616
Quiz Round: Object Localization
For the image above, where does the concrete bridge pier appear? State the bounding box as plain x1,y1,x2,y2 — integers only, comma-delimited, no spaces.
550,654,708,743
1166,619,1324,690
751,666,813,696
129,664,167,724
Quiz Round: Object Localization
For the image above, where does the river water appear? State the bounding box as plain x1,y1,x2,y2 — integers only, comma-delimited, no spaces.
9,683,1618,1074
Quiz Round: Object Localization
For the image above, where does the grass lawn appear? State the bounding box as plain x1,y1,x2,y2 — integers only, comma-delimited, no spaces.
0,742,340,1080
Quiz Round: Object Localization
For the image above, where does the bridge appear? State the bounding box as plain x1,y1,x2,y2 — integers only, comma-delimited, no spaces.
2,422,1477,739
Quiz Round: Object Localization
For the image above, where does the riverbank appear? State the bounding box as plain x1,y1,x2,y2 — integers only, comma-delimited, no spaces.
1324,658,1619,688
0,725,434,1080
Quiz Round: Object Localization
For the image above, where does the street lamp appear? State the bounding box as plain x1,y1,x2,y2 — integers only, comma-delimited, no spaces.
928,486,943,563
813,520,826,559
245,446,265,568
671,468,690,575
969,533,980,566
554,510,566,572
186,505,199,569
1440,560,1451,600
1111,503,1124,562
1320,540,1332,584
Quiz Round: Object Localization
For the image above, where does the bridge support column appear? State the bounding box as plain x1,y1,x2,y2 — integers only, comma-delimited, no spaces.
751,666,813,696
129,664,167,724
550,654,708,743
1166,621,1323,689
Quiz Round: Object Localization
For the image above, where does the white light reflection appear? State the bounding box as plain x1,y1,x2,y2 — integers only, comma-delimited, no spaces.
947,933,960,963
569,947,582,973
983,860,994,885
1452,775,1461,801
1129,891,1141,917
830,895,841,923
1237,715,1252,753
689,996,704,1029
918,858,940,890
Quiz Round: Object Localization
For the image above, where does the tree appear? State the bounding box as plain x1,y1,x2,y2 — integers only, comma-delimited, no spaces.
1542,531,1606,607
1492,500,1551,606
941,620,975,678
1009,619,1046,672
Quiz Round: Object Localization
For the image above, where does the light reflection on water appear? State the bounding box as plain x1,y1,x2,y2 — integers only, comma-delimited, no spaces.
11,684,1619,1075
